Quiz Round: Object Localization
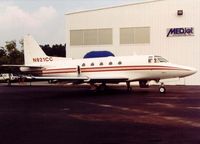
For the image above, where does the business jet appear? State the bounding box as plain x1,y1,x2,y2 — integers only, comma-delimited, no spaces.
2,35,197,93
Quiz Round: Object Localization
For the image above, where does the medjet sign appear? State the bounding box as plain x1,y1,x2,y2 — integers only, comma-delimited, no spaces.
167,27,194,37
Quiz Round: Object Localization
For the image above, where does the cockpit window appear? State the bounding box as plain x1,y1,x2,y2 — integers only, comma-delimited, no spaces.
149,56,168,63
155,56,168,63
148,56,153,63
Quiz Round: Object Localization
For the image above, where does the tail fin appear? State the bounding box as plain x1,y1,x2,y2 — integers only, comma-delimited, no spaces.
24,35,48,65
24,35,68,66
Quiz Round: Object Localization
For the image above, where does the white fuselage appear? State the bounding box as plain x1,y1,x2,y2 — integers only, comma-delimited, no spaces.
21,35,196,84
27,55,196,82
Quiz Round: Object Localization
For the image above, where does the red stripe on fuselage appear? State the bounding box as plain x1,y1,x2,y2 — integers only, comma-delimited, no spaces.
34,65,190,75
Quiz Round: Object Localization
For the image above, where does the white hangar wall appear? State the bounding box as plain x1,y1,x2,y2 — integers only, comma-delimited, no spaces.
65,0,200,85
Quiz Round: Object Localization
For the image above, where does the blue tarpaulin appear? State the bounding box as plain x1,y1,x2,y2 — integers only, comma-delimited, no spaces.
84,51,115,58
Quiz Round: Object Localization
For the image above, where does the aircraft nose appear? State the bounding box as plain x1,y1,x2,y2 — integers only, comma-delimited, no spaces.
178,65,197,78
183,66,197,77
189,67,197,75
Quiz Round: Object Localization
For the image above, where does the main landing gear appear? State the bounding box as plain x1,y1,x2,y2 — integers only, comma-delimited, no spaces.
90,83,106,91
126,82,132,92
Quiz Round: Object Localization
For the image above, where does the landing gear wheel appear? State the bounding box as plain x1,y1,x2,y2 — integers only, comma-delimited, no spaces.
98,83,106,91
90,83,98,91
6,79,11,86
159,86,166,93
127,87,132,92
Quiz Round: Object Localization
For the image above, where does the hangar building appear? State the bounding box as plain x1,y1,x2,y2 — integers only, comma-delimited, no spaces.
65,0,200,85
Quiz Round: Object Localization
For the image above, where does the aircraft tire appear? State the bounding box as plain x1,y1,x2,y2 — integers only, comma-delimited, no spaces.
159,86,166,93
48,80,52,84
98,84,106,91
127,87,132,92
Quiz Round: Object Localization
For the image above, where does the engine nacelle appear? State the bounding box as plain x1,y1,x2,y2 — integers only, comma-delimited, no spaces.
20,67,42,76
20,67,31,72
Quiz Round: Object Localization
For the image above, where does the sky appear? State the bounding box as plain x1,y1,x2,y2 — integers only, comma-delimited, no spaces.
0,0,145,48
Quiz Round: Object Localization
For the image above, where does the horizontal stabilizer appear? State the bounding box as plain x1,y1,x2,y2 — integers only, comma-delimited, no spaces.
27,76,128,84
1,64,43,69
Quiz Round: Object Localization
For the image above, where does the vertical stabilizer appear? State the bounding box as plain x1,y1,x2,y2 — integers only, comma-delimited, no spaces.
24,35,69,66
24,35,47,66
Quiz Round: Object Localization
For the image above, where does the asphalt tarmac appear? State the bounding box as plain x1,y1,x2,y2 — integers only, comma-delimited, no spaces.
0,84,200,144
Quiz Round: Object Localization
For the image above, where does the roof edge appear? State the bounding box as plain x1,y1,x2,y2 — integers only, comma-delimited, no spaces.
65,0,165,15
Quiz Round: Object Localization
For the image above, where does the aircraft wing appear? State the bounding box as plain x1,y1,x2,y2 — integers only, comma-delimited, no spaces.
1,64,43,69
88,77,128,83
30,76,89,81
27,76,128,84
22,76,87,84
1,65,129,83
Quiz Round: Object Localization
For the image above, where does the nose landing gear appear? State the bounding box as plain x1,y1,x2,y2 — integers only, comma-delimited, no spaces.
159,82,166,93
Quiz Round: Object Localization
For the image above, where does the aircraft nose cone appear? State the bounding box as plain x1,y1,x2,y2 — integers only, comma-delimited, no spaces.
178,65,197,78
184,67,197,77
190,68,197,75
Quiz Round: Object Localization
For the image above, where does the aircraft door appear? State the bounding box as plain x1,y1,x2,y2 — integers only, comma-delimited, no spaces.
77,65,81,75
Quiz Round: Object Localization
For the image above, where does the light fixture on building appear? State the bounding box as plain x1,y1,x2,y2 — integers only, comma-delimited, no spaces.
177,10,183,16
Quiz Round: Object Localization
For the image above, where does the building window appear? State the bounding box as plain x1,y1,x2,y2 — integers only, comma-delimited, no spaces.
70,28,112,46
120,27,150,44
70,30,84,45
84,29,98,45
99,29,112,45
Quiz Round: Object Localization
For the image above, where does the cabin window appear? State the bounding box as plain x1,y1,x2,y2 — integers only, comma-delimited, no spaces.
118,61,122,65
109,62,113,65
99,62,103,66
91,62,94,66
82,63,86,67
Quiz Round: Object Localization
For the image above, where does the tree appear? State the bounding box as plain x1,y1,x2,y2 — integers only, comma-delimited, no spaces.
4,41,24,64
5,40,16,54
0,47,6,56
40,44,66,57
0,47,8,65
0,40,24,73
